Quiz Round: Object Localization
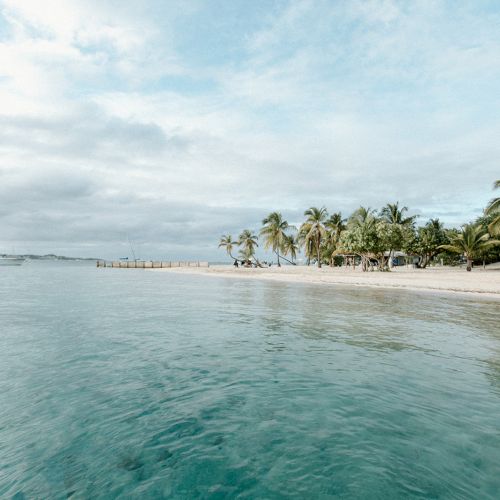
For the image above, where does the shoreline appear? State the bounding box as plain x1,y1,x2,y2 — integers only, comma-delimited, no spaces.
151,265,500,301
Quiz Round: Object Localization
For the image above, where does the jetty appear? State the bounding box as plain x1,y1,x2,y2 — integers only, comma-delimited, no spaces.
97,260,209,269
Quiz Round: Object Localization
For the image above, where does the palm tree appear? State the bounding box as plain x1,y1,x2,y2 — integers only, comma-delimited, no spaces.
218,234,238,261
298,231,315,266
380,202,416,267
348,206,376,227
325,213,346,237
415,218,446,268
282,234,299,263
485,180,500,235
300,207,328,268
439,224,500,271
345,207,378,271
380,202,416,226
324,212,346,266
238,247,254,265
260,212,295,266
238,229,258,255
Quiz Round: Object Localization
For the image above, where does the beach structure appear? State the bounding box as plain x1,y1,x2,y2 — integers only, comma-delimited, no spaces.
97,260,209,268
384,251,420,267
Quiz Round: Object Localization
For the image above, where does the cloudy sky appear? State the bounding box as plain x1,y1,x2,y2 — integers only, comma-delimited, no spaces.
0,0,499,259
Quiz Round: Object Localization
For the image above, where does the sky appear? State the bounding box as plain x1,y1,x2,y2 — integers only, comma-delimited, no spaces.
0,0,499,260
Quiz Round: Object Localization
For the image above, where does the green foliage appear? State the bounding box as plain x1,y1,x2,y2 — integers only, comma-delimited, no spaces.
380,202,416,226
475,212,500,263
439,224,500,271
282,234,299,262
299,207,328,267
218,234,238,260
321,212,346,266
408,219,447,268
485,180,500,235
219,182,500,270
340,213,394,270
260,212,295,266
238,229,258,258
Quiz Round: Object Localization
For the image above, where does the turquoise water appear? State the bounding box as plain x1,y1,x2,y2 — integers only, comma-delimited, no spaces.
1,262,499,499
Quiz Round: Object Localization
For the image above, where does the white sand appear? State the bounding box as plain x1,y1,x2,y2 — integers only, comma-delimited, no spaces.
152,264,500,300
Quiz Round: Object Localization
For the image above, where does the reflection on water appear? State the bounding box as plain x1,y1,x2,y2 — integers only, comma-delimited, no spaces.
0,262,499,498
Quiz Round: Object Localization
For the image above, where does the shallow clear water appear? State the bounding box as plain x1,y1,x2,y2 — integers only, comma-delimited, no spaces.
1,262,499,499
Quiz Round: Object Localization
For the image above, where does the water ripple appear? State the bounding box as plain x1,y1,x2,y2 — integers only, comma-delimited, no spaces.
0,263,499,498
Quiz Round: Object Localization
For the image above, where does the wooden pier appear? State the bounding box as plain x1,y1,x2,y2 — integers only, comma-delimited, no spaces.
97,260,209,269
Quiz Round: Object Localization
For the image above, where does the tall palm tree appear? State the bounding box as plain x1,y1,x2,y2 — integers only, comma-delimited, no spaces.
325,212,346,235
345,207,378,271
298,232,315,266
380,202,415,226
238,229,258,256
485,180,500,235
282,234,299,263
348,206,376,227
300,207,328,268
380,202,416,267
415,218,446,268
218,234,238,261
238,246,254,265
260,212,295,266
439,224,500,271
324,212,346,266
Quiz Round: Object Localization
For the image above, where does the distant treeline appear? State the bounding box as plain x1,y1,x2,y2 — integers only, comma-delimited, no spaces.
1,254,99,261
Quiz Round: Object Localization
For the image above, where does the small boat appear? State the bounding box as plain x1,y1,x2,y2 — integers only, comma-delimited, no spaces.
0,257,26,266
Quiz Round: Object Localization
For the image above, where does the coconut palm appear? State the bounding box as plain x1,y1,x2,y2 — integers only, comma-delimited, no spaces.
342,207,383,271
485,180,500,235
238,229,258,255
380,202,416,267
414,218,447,268
260,212,295,266
298,232,316,266
282,234,299,263
238,247,254,266
380,202,416,226
324,212,346,266
218,234,238,261
300,207,328,268
439,224,500,271
325,212,346,237
348,206,376,227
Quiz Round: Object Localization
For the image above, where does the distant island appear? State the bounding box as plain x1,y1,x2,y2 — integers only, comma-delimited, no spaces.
0,254,100,261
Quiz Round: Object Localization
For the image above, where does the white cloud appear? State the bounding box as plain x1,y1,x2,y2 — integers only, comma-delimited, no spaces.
0,0,498,258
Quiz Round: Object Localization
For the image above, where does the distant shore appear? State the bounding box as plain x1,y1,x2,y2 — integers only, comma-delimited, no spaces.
152,264,500,300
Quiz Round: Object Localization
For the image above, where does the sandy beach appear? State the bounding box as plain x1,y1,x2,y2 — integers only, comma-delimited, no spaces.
153,264,500,299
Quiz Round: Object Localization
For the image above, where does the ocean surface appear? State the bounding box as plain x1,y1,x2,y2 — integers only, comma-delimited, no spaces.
1,261,499,499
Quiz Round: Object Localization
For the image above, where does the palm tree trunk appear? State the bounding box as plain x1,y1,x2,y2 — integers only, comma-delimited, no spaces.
362,255,368,272
316,236,321,268
276,250,281,267
278,253,295,265
466,257,473,272
252,256,264,268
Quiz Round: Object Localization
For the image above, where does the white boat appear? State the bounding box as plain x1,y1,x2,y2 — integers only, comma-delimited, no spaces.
0,257,26,266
